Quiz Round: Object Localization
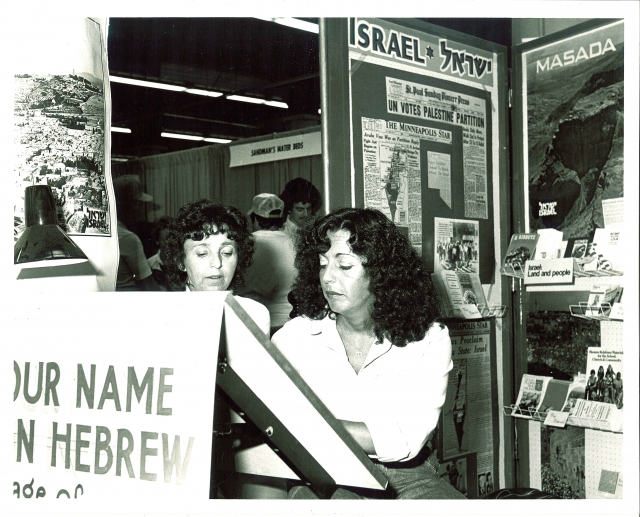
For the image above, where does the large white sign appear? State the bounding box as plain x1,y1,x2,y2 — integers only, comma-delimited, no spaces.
9,294,223,508
229,130,321,167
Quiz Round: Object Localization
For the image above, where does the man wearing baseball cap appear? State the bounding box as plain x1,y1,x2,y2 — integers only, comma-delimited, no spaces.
239,193,297,335
113,175,159,291
247,192,285,232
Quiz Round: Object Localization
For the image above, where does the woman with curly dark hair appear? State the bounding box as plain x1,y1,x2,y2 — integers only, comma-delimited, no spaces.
272,208,464,500
162,199,256,296
162,199,289,498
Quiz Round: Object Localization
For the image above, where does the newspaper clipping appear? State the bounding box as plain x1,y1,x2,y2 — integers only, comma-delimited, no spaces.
386,76,488,219
361,116,451,252
439,320,494,498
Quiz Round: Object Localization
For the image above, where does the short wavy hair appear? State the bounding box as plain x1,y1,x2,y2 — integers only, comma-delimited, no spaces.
161,199,254,292
292,207,442,347
279,178,322,217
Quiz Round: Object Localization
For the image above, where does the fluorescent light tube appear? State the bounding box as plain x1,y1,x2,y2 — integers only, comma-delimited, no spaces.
227,94,288,109
274,18,319,34
264,100,289,109
255,17,319,34
227,94,265,105
185,88,223,97
161,132,232,143
161,132,204,141
204,137,233,143
110,76,185,91
111,126,131,133
111,76,222,97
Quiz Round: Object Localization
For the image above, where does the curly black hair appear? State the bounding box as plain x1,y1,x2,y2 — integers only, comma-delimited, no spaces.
279,178,322,217
291,207,442,348
161,199,254,292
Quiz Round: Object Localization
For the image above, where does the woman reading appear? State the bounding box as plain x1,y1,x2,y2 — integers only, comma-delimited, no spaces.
272,208,465,499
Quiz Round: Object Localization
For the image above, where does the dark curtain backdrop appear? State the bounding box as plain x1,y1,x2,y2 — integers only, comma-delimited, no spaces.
112,137,323,255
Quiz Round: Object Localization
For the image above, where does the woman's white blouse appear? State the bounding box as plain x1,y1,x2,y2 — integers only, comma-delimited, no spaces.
272,315,453,463
184,288,270,336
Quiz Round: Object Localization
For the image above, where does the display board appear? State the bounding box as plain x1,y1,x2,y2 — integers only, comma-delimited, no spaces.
347,18,506,282
220,295,387,496
8,293,387,510
512,19,631,500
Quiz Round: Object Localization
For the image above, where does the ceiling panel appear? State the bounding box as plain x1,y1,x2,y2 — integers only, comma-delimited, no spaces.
108,17,321,159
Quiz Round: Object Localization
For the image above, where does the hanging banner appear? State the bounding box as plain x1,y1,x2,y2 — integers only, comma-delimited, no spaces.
229,130,321,167
520,20,624,237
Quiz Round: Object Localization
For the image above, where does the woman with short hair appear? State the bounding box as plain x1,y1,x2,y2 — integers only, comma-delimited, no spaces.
162,199,287,498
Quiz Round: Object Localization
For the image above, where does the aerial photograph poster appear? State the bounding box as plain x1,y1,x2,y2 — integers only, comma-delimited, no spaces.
14,17,110,238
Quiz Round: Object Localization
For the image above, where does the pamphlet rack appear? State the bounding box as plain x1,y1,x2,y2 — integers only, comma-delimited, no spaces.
502,258,623,281
478,304,507,318
566,415,623,433
441,304,507,319
569,302,622,321
573,262,623,278
503,404,623,433
500,263,525,279
502,404,549,421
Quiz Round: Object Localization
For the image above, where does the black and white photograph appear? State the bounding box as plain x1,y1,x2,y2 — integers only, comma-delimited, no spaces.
6,5,638,517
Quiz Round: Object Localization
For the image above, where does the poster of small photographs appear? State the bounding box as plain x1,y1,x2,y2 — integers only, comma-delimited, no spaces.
14,18,110,238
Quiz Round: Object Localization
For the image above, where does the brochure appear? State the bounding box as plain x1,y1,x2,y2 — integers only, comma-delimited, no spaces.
513,374,552,418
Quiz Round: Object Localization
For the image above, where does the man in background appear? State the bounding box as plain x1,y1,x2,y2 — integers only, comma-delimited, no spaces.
279,178,321,239
114,175,158,291
239,193,297,335
147,216,173,290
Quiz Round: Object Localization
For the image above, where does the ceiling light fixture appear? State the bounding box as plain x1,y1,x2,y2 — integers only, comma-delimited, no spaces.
254,17,319,34
185,88,224,98
161,132,232,144
111,126,131,133
204,137,234,144
226,94,289,109
110,76,223,97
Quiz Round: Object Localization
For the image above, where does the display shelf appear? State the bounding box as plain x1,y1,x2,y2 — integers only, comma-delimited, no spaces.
574,260,623,277
566,415,623,434
569,302,620,321
503,405,622,434
500,263,524,279
501,258,623,282
503,404,547,421
441,304,507,319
